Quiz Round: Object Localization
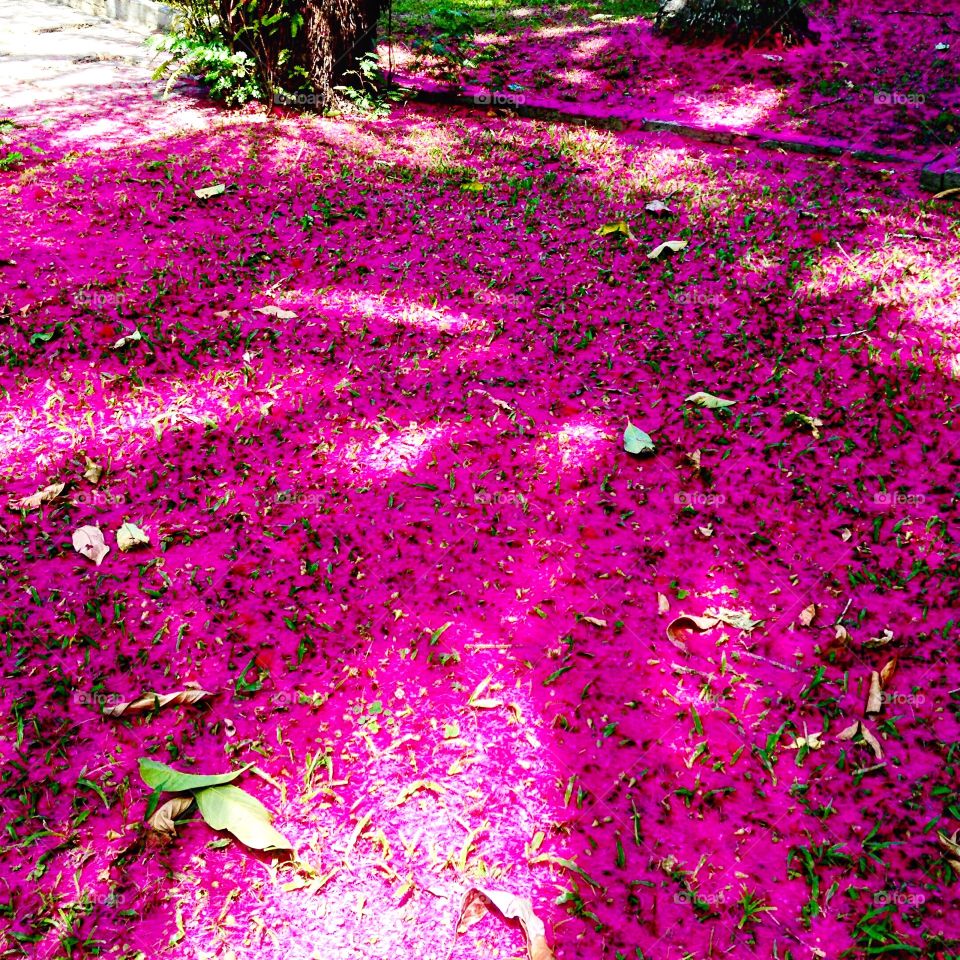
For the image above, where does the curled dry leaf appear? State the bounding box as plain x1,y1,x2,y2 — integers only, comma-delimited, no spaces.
859,723,884,760
457,887,555,960
685,391,735,409
644,199,672,216
799,603,819,627
112,329,141,350
116,522,150,553
253,305,298,320
10,482,65,511
666,614,721,650
838,720,882,759
938,831,960,873
784,410,824,439
657,592,670,615
788,729,824,751
72,525,110,566
879,658,898,687
104,689,212,718
148,796,194,836
648,239,687,259
837,721,861,741
595,220,635,239
83,457,102,484
865,628,895,649
865,672,883,716
194,184,225,200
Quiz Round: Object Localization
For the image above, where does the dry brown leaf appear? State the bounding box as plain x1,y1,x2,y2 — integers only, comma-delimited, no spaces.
657,592,670,615
648,239,687,259
837,720,861,741
865,672,883,716
10,482,65,511
834,624,850,644
253,305,298,319
859,723,884,760
457,887,555,960
865,628,895,648
580,616,607,627
836,720,882,758
148,796,194,836
879,658,898,688
799,603,818,627
72,525,110,566
83,457,102,484
938,830,960,872
666,614,721,650
103,689,213,718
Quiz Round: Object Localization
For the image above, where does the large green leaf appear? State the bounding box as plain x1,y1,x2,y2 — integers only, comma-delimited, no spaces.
194,784,292,851
138,758,253,792
623,423,655,455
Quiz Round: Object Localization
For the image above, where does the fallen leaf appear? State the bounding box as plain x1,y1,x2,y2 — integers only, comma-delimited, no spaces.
685,391,735,409
460,181,485,192
72,525,110,565
799,603,819,627
788,730,824,750
938,830,960,872
104,689,212,718
837,720,861,741
865,671,883,716
112,329,142,350
704,607,763,632
253,305,298,320
666,614,721,650
623,423,655,455
470,698,504,709
595,220,635,239
147,796,194,836
859,723,884,760
457,887,555,960
784,409,824,439
864,628,896,649
139,758,253,792
657,592,670,615
648,239,687,259
9,482,65,511
194,783,292,851
194,184,226,200
879,658,897,687
644,199,672,216
83,457,102,484
579,616,607,627
116,522,150,553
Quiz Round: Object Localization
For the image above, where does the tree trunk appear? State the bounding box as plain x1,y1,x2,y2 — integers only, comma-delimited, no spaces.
301,0,384,109
656,0,819,45
218,0,386,110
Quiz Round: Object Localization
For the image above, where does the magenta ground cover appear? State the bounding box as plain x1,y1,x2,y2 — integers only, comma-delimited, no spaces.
2,4,960,960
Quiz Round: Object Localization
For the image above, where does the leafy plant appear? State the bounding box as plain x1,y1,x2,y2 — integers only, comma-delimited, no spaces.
139,758,292,851
152,34,264,106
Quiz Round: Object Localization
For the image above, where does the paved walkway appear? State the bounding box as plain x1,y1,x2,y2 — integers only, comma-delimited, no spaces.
0,0,160,108
0,0,225,156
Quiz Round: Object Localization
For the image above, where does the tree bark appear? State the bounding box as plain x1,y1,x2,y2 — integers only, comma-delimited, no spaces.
301,0,384,109
656,0,819,45
217,0,386,110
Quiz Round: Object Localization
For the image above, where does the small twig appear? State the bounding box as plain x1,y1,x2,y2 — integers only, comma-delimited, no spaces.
798,94,848,116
